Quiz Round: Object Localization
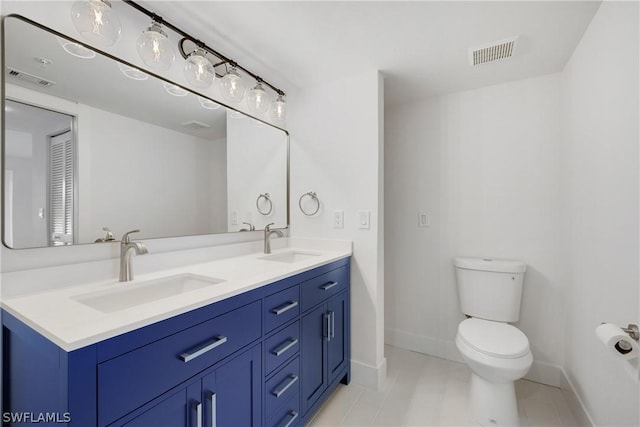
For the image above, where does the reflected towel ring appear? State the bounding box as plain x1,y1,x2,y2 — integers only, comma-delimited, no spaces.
299,191,320,216
256,193,273,215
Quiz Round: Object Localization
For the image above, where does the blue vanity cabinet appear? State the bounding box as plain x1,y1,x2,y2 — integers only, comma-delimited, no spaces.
117,345,262,427
1,257,350,427
300,264,351,419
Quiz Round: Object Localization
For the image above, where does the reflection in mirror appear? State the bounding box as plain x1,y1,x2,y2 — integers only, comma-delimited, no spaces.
2,16,288,249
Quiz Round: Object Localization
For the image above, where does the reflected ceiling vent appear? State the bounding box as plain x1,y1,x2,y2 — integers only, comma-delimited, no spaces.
6,67,55,88
181,120,210,130
469,37,518,66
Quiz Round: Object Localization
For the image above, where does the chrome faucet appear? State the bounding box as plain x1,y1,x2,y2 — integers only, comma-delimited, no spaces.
264,223,284,254
119,229,149,282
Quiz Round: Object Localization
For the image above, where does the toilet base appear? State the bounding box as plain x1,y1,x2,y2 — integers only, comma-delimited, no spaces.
469,372,520,427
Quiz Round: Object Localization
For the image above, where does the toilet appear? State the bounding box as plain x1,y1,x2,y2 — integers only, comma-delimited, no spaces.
454,257,532,427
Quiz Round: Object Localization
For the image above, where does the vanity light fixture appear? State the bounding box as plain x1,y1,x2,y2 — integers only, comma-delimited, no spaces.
122,1,287,120
56,36,96,59
218,65,246,103
184,47,215,88
118,63,148,81
162,81,188,97
136,19,175,70
70,0,121,46
246,81,270,114
270,94,286,121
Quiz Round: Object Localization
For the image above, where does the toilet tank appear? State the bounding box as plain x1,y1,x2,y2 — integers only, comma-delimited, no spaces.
454,257,527,322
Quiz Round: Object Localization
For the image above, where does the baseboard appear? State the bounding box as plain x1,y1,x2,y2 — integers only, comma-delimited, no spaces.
351,357,387,391
385,327,563,387
560,368,595,427
384,327,463,363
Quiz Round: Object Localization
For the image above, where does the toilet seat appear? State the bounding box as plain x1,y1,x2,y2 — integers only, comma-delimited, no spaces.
458,318,529,359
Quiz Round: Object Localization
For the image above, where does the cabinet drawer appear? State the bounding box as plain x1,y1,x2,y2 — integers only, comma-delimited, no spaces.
266,394,301,427
265,357,300,414
97,301,261,426
264,285,300,333
301,265,349,311
265,321,300,375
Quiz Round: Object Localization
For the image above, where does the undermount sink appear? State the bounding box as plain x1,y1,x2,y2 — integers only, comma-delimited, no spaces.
74,273,225,313
258,251,320,263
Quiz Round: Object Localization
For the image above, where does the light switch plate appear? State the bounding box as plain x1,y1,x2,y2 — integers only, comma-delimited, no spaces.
358,210,370,229
418,211,430,227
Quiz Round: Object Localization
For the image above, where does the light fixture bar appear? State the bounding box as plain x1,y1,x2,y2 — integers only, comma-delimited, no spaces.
122,0,286,97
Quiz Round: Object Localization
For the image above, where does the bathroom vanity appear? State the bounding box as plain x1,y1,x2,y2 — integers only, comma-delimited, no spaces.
2,251,351,427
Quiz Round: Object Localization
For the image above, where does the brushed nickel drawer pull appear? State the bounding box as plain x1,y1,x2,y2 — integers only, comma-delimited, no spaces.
280,411,299,427
272,300,299,315
320,281,338,291
180,335,228,362
272,375,299,398
272,338,299,356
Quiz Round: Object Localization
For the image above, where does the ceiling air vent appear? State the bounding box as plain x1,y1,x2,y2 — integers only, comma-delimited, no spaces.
6,67,55,88
469,37,518,66
181,120,210,131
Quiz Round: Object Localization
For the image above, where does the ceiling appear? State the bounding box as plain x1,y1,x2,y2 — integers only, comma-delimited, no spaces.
140,1,601,105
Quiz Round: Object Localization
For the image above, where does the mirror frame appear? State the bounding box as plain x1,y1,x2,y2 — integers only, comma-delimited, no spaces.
1,14,290,250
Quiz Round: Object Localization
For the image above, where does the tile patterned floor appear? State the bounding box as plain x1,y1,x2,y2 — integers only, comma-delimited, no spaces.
308,346,582,426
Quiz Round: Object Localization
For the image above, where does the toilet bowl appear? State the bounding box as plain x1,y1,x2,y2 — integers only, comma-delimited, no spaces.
456,318,532,426
453,257,531,427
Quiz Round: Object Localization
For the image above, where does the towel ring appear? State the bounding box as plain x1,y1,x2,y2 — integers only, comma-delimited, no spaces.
299,191,320,216
256,193,273,215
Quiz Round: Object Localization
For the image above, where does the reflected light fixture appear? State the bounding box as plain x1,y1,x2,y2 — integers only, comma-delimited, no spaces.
56,36,96,59
162,81,188,97
70,0,121,46
229,110,245,120
246,82,270,114
198,96,221,110
118,63,149,81
218,66,245,103
270,94,286,121
184,48,215,88
136,19,175,70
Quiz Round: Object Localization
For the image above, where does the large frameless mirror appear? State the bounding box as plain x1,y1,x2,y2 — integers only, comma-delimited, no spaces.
2,15,289,249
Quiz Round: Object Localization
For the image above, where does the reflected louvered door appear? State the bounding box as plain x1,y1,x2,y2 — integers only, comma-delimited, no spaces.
49,130,74,246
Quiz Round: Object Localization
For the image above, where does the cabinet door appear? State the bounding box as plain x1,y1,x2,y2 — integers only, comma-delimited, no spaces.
120,382,200,427
202,345,262,427
301,304,328,414
327,292,348,384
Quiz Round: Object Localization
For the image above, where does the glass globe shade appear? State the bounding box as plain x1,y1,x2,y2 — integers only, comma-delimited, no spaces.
246,82,270,114
70,0,121,46
136,21,175,70
218,67,245,103
270,95,286,121
183,48,215,89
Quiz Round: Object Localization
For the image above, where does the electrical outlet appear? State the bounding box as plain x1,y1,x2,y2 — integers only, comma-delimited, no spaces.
231,211,238,226
333,210,344,229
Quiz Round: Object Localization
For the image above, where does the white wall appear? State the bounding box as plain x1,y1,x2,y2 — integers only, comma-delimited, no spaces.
561,2,639,426
289,70,386,389
384,74,565,385
226,116,287,231
77,104,226,242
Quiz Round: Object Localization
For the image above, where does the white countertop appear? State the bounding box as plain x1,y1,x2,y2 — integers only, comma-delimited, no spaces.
1,240,351,351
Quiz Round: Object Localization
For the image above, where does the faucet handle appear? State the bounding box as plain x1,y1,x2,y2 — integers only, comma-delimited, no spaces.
102,227,116,241
121,229,141,243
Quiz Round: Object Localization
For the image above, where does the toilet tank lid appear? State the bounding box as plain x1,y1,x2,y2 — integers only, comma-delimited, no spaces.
454,257,526,273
